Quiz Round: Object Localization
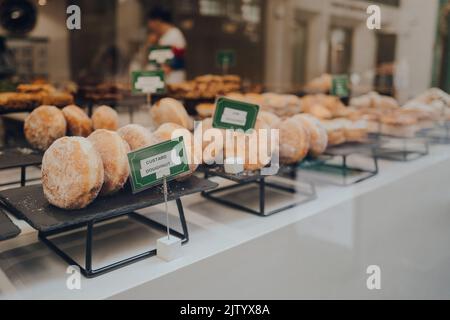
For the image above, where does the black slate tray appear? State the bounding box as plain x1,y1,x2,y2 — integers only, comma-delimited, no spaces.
0,208,20,241
0,176,217,233
0,147,42,170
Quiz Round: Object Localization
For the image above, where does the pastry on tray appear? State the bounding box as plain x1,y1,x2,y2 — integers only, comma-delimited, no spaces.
62,105,93,137
321,120,346,146
24,105,67,151
118,124,157,151
291,114,328,157
42,137,104,210
151,97,193,130
380,112,420,138
92,105,119,131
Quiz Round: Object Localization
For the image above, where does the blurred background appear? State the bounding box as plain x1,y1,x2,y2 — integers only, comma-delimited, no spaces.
0,0,448,102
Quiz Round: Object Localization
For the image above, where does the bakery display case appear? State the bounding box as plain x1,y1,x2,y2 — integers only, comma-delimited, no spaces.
1,0,450,301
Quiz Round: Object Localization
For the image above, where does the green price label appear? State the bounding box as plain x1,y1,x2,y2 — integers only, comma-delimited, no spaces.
131,70,165,94
331,75,350,97
127,137,190,194
216,50,236,68
212,97,259,131
148,46,174,65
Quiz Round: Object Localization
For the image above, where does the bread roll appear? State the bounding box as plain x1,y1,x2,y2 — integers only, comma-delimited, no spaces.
88,130,130,196
150,97,193,130
257,111,281,128
118,124,156,151
321,120,346,146
276,118,310,164
62,105,93,137
292,114,328,157
24,105,67,151
42,137,104,209
92,105,119,131
153,123,200,175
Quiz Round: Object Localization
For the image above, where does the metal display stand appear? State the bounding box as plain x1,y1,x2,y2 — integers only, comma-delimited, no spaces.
301,142,379,186
200,166,316,217
0,176,217,278
418,122,450,145
0,147,42,187
371,133,429,162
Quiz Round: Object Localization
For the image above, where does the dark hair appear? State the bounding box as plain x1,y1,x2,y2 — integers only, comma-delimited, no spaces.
147,6,172,23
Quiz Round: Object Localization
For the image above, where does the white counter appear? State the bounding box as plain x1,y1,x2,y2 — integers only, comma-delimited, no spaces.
1,144,450,300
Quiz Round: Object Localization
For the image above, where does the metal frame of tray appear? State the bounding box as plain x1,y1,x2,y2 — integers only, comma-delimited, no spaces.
300,142,379,186
371,133,429,162
418,122,450,145
0,147,42,187
200,166,316,217
0,176,217,278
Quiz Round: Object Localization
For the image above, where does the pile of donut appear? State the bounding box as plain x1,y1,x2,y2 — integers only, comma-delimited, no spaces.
24,99,199,210
24,96,331,211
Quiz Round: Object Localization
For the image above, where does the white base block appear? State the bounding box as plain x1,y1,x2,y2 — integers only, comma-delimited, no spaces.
157,236,182,262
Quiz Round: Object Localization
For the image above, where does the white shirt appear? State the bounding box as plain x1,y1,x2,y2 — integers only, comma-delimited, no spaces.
159,27,186,84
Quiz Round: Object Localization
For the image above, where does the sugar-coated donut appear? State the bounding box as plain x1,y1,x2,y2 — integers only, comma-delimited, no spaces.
150,97,193,130
117,124,156,151
257,111,281,128
223,120,272,171
24,105,67,151
292,114,328,157
276,118,310,164
92,105,119,131
62,105,93,137
42,137,104,210
153,123,200,175
88,130,130,196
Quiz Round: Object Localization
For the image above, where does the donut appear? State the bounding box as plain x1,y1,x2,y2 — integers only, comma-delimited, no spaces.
223,119,272,171
153,123,200,175
150,97,193,130
257,111,281,128
24,105,67,151
42,137,104,210
117,124,156,151
292,114,328,157
276,118,310,164
62,105,93,137
88,130,130,196
91,105,119,131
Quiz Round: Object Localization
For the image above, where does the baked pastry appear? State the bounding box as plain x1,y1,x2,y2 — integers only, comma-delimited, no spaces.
380,112,419,138
200,117,231,165
118,124,156,151
153,123,200,177
150,97,193,130
92,105,119,131
62,105,93,137
224,127,272,171
24,105,67,151
41,92,74,106
42,137,104,209
321,120,346,146
244,93,265,106
292,114,328,156
88,130,130,196
342,119,369,142
257,111,281,128
196,103,216,119
276,118,310,164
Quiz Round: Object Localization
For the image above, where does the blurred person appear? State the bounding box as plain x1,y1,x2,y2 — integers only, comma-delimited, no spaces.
145,6,186,84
